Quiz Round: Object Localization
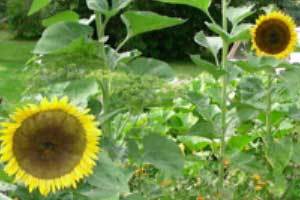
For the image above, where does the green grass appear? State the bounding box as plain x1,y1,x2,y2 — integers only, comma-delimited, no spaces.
0,30,200,103
0,31,36,102
170,61,201,78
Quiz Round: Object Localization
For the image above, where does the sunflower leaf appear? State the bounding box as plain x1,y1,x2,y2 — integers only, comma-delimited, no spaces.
190,55,225,79
227,5,254,26
155,0,212,14
194,31,223,60
84,152,131,200
121,11,186,40
142,134,184,176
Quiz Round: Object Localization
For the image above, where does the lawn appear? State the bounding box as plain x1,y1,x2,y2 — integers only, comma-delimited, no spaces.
0,31,36,102
0,31,197,103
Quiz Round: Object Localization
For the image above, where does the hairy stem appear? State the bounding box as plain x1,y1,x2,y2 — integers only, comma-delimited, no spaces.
218,0,229,197
94,12,111,135
266,73,273,139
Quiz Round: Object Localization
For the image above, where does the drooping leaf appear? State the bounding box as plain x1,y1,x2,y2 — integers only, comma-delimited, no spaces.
64,78,99,106
28,0,51,16
230,152,268,174
143,134,184,176
266,137,294,173
268,175,288,198
236,76,266,110
280,64,300,96
42,11,80,27
34,22,92,55
292,142,300,164
87,0,132,17
226,134,257,152
105,47,141,70
155,0,212,13
188,120,218,139
122,193,145,200
125,57,175,79
121,11,185,39
227,5,254,26
194,31,223,60
229,23,251,43
190,55,225,79
84,152,131,200
205,22,230,42
178,136,212,151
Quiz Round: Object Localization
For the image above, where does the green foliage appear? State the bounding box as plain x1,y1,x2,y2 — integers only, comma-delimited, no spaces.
34,22,93,54
2,0,300,200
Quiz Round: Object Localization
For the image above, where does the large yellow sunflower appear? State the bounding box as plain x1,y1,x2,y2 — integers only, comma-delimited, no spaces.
0,97,101,196
251,11,297,59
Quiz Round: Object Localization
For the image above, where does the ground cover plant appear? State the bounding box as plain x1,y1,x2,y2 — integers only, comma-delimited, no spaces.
0,0,300,200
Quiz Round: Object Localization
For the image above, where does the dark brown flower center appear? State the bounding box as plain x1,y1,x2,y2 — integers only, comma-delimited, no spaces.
255,19,291,54
13,110,86,179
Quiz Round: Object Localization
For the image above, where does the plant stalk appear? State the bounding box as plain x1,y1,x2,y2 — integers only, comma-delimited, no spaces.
266,73,272,138
218,0,229,197
95,11,111,136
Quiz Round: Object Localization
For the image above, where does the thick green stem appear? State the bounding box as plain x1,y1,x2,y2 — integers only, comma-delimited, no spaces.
266,74,272,138
94,12,111,135
218,0,229,196
95,12,103,41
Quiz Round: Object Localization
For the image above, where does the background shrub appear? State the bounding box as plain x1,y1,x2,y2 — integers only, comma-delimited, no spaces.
4,0,300,59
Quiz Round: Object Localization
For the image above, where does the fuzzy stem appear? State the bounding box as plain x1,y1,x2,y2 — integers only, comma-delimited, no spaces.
94,12,111,135
218,0,229,197
266,73,272,138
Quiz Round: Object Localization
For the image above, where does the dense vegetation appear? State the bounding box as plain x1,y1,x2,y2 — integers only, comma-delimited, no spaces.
0,0,300,200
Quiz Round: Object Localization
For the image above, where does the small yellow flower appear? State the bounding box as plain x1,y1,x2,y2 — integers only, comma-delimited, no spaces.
255,185,263,191
251,11,297,59
252,174,261,181
223,159,230,167
0,97,101,196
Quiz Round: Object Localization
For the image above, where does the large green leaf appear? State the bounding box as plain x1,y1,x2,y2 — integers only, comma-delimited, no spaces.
266,138,294,173
292,142,300,164
205,22,230,42
190,55,225,79
87,0,132,17
121,11,185,39
227,5,254,26
268,175,288,198
34,22,92,55
236,77,266,110
155,0,212,13
230,152,268,174
188,120,218,139
105,46,141,70
143,134,184,176
178,136,212,151
64,78,99,106
125,57,175,79
42,11,80,27
84,152,131,200
229,23,251,43
194,31,222,60
28,0,51,16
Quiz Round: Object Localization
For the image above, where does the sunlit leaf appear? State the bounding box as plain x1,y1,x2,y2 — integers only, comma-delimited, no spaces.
42,11,79,27
194,31,223,59
34,22,92,55
143,134,184,176
227,5,254,26
84,152,131,200
28,0,51,16
155,0,212,13
121,11,186,39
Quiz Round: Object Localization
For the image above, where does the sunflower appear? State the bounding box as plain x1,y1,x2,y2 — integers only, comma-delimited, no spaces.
0,97,101,196
251,11,297,59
